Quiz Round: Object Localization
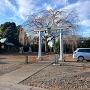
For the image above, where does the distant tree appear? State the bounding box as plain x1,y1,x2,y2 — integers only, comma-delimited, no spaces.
32,44,38,52
1,22,19,46
17,25,25,46
42,36,49,52
0,29,2,36
83,38,90,48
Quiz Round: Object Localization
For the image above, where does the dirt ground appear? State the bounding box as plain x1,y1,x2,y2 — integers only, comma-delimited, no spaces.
0,53,54,76
0,53,90,90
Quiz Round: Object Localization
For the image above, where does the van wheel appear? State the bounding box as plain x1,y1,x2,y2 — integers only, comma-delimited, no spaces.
78,56,84,61
86,60,90,62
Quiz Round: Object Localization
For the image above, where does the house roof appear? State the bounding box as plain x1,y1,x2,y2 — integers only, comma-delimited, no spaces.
0,38,7,43
5,42,14,46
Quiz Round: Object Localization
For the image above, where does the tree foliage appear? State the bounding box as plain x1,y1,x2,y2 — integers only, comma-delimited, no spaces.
79,38,90,48
83,39,90,48
0,22,19,46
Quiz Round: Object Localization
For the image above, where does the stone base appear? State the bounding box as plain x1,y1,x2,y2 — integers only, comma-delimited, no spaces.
36,57,43,60
59,58,65,62
53,63,60,65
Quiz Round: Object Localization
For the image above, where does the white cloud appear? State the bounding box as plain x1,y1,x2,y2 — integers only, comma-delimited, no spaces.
0,0,69,21
15,0,69,20
0,1,5,12
63,0,90,26
16,0,32,14
0,0,90,29
47,5,52,10
52,0,68,5
5,0,16,12
15,0,32,19
43,3,53,10
81,20,90,27
0,0,38,20
15,0,42,20
0,0,16,14
43,0,68,11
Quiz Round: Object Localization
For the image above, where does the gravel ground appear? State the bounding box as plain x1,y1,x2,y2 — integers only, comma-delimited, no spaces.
0,54,90,90
0,54,38,76
20,62,90,90
0,57,25,76
0,63,23,76
0,54,53,76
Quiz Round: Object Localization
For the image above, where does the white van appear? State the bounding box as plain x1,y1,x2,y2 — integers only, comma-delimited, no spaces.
73,48,90,61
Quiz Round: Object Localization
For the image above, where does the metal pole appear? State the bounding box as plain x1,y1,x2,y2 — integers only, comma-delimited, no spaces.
37,31,42,60
59,29,65,61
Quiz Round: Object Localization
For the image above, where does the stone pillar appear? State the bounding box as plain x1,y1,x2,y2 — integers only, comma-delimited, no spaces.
59,29,65,61
37,31,42,60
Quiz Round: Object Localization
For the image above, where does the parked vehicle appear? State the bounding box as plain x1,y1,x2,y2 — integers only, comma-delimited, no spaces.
73,48,90,61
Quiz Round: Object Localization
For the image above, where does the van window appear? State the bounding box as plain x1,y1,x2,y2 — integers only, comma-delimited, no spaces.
85,49,90,53
78,49,85,52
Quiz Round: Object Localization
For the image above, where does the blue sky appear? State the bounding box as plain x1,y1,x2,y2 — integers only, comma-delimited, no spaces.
0,0,90,37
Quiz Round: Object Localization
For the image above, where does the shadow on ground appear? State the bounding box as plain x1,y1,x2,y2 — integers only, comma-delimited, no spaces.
0,62,8,64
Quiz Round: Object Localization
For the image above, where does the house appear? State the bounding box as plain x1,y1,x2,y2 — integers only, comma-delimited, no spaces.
0,38,14,53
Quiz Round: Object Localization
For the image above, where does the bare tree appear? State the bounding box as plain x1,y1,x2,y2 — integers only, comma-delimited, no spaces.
23,9,79,53
17,25,28,46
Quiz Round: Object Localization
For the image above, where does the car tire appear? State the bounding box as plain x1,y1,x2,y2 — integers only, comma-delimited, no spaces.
78,56,84,61
86,60,90,62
